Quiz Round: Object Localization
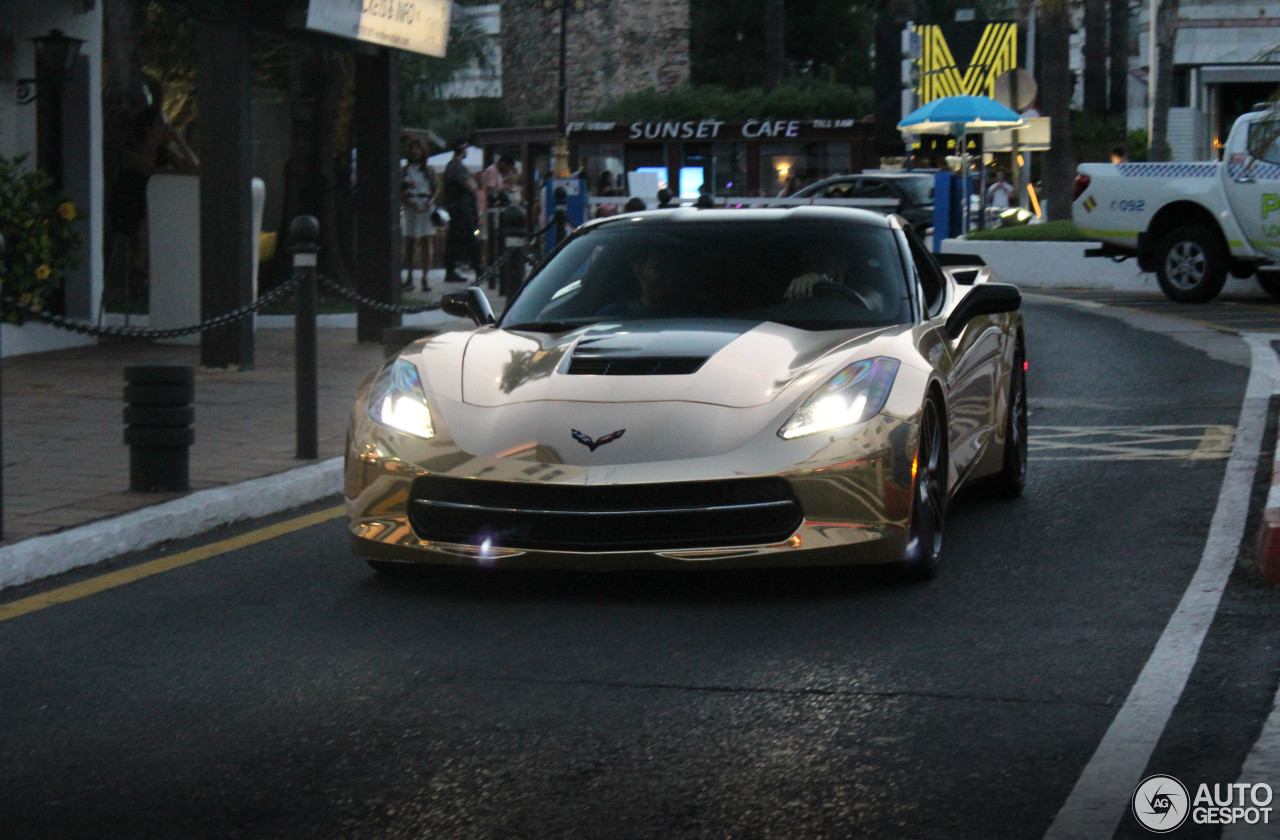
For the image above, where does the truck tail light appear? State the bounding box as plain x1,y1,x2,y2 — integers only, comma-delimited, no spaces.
1073,174,1091,202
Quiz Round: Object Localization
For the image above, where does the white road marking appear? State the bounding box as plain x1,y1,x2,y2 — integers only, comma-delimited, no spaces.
1030,425,1235,461
1043,333,1280,840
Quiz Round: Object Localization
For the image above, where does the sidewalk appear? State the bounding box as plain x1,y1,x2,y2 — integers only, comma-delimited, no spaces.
0,271,501,589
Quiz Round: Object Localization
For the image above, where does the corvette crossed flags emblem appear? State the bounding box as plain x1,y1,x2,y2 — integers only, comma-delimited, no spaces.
572,428,625,452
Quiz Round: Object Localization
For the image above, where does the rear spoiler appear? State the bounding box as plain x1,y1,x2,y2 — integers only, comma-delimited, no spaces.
934,253,987,267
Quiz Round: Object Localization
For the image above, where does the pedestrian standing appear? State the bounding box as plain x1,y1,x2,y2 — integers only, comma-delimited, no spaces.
986,169,1014,209
596,170,621,218
443,143,481,283
401,139,437,291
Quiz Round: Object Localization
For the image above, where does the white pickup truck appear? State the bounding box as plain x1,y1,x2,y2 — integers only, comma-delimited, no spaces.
1072,107,1280,302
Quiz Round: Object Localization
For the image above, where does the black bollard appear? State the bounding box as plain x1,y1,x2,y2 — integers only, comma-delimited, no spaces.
499,202,528,299
553,186,568,247
124,363,195,492
290,215,320,460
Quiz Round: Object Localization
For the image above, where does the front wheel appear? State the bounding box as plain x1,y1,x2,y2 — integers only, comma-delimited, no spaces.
989,341,1028,498
900,395,947,581
1155,225,1227,303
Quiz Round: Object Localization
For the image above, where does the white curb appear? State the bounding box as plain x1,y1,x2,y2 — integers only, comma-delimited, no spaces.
0,458,343,591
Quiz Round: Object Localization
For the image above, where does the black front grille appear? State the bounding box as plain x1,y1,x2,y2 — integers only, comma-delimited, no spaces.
566,356,708,376
408,475,802,552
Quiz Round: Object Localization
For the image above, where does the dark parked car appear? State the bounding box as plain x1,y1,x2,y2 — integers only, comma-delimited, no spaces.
790,173,936,234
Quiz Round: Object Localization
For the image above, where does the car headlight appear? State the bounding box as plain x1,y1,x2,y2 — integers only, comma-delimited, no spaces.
779,357,900,440
368,359,435,439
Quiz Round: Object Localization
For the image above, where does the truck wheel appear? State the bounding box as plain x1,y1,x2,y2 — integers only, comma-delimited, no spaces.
1258,270,1280,301
1155,225,1227,303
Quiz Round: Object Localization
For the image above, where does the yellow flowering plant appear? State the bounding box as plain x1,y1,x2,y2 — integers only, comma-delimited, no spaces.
0,154,83,323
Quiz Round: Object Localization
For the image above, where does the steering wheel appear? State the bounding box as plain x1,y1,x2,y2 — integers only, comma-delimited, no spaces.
812,281,871,308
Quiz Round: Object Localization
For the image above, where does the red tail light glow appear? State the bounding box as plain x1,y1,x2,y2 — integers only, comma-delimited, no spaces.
1073,174,1091,202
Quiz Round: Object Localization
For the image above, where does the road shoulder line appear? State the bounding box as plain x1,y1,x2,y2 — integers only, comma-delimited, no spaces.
1042,332,1279,840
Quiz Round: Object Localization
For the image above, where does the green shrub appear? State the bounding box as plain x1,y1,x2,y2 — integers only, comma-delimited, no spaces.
963,220,1088,241
0,155,83,323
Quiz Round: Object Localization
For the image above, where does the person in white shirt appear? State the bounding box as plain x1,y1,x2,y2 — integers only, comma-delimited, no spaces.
986,169,1014,209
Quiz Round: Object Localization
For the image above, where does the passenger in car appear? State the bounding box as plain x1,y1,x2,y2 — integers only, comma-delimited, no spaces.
598,250,688,317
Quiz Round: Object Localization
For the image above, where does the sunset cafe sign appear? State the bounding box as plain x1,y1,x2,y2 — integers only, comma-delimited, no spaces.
306,0,451,57
567,119,867,142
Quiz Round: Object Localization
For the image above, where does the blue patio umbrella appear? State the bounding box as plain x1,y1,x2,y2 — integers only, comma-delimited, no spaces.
896,94,1026,135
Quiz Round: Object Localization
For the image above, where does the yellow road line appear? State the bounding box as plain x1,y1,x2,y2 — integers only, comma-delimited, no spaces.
0,506,345,623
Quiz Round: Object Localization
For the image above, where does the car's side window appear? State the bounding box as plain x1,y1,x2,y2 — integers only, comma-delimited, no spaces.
904,228,945,317
1248,118,1280,164
858,179,894,199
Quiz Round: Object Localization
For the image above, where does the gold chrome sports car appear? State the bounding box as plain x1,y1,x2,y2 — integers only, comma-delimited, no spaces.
345,207,1026,579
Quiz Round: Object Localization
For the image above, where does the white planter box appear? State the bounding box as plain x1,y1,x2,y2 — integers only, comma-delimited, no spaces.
939,238,1267,297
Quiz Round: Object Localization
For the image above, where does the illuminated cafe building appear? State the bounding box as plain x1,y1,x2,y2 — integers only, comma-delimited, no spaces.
476,117,878,202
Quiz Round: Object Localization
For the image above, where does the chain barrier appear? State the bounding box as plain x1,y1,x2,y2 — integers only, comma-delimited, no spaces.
0,274,302,341
2,223,553,340
316,246,520,315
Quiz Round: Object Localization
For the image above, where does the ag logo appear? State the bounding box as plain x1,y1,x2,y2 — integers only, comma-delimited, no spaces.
1132,775,1190,832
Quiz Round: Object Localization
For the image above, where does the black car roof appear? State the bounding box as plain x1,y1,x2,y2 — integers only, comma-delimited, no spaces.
584,205,898,230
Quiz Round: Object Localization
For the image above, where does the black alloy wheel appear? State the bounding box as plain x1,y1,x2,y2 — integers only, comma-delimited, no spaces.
1155,225,1227,303
901,395,947,580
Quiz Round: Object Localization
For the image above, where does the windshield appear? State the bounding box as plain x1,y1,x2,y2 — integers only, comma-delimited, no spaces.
501,219,911,332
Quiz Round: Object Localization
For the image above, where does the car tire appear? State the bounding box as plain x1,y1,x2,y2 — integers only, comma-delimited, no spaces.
900,394,947,581
1155,225,1227,303
1258,270,1280,301
989,341,1028,498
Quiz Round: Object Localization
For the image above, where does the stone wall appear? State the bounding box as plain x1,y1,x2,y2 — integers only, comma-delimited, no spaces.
501,0,690,126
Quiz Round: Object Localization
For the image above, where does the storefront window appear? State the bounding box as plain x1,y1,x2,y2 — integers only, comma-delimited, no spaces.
760,142,853,195
681,143,748,198
577,143,625,195
624,144,667,199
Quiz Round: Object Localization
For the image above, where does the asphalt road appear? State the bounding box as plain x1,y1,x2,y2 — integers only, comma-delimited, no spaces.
1,297,1277,840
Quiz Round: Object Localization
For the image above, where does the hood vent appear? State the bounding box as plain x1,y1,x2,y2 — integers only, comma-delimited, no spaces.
567,356,708,376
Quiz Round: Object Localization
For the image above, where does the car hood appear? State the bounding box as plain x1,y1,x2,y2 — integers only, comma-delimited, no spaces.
434,318,902,409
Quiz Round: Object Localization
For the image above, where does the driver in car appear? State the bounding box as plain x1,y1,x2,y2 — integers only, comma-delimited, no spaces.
784,242,887,312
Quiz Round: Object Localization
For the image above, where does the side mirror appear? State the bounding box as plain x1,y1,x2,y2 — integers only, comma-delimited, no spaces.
441,287,497,326
944,282,1020,339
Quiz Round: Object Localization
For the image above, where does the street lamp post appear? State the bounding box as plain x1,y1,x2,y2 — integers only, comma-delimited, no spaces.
555,0,569,176
16,29,85,191
539,0,585,177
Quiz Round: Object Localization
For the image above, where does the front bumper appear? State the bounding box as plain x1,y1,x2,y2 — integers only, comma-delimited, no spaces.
345,406,920,571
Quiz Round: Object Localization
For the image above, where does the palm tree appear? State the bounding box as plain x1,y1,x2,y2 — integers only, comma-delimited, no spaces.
1039,0,1075,220
1109,0,1129,115
1149,0,1180,161
1083,0,1107,116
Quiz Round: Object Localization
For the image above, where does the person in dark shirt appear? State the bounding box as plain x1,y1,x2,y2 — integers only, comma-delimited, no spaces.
442,143,481,283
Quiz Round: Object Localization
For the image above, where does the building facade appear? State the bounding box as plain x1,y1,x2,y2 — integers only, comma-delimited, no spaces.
1132,1,1280,160
0,0,103,357
500,0,691,126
